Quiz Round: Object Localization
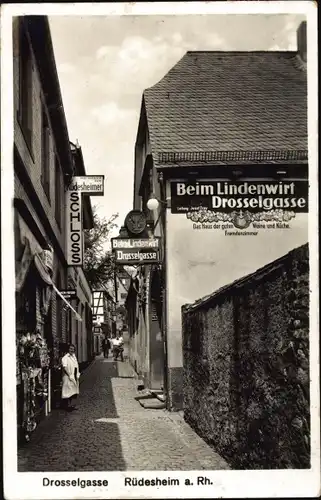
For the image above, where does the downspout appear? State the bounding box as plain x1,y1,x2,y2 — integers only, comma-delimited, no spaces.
158,171,170,409
114,267,118,304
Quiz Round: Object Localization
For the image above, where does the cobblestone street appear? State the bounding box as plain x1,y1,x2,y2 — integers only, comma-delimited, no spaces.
18,356,229,471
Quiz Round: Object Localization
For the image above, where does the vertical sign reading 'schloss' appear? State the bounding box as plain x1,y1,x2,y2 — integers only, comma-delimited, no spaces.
66,190,83,265
65,175,104,266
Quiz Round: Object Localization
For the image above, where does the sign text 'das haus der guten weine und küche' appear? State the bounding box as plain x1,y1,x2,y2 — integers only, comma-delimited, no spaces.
66,176,104,266
111,237,160,265
170,180,308,231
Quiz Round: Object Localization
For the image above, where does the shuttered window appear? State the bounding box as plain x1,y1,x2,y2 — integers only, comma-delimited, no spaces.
18,19,33,150
55,155,62,227
41,105,50,201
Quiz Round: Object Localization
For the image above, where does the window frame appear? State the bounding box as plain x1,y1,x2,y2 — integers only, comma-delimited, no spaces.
17,19,33,153
141,165,153,216
55,154,62,228
41,103,51,202
55,271,62,340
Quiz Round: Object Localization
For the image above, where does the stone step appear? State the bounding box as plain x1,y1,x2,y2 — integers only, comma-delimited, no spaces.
151,391,165,402
138,398,166,410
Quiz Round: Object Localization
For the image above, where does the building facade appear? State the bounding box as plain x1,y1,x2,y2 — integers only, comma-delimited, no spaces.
67,143,94,368
66,266,93,368
14,16,94,439
92,289,117,353
128,22,308,410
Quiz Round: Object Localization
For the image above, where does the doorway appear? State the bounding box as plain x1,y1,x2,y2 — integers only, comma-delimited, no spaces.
149,267,164,391
43,303,53,353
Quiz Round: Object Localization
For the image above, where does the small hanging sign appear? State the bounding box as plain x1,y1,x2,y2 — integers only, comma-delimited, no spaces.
57,289,77,300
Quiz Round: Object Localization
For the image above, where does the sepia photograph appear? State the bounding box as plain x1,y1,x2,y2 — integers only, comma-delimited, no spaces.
1,2,319,499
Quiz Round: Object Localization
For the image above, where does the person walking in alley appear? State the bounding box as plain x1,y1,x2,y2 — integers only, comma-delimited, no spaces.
61,344,80,411
103,336,111,358
112,334,124,361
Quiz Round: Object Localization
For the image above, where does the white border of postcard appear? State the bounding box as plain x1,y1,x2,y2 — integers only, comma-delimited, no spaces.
1,2,319,499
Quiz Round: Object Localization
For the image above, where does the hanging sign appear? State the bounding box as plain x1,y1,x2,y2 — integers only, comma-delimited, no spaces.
124,210,147,235
151,302,158,321
58,289,77,300
68,176,104,196
111,237,161,265
111,238,160,249
113,248,160,265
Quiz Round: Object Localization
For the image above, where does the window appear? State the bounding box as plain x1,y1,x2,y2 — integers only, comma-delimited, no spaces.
76,302,82,359
67,309,72,344
55,155,62,227
41,105,50,201
18,20,33,149
141,158,153,216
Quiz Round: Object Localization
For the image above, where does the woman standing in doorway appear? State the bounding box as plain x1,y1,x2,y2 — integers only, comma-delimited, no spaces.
61,344,80,411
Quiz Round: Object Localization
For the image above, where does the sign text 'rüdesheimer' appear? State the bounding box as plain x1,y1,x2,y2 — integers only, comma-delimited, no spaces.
68,176,104,196
111,238,160,265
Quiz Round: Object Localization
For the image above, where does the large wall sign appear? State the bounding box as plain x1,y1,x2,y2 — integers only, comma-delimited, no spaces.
111,237,160,265
171,180,308,232
68,176,104,195
66,175,105,265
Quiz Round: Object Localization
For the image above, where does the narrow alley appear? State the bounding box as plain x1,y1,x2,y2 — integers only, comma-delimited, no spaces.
18,357,229,472
4,11,316,500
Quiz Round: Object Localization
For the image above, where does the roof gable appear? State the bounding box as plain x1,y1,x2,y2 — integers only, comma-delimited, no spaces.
143,51,307,167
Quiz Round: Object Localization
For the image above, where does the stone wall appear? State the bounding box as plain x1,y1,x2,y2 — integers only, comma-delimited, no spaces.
182,244,310,469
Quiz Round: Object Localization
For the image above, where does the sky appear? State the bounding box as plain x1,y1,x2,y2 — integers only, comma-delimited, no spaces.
48,13,305,236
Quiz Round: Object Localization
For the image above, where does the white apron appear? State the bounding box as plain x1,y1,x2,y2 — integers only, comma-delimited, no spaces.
61,353,80,399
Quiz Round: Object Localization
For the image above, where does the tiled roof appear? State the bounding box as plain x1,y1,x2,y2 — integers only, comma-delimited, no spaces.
143,51,307,167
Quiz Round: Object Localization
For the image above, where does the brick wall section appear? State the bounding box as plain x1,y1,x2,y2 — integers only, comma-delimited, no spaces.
13,19,66,253
182,243,310,469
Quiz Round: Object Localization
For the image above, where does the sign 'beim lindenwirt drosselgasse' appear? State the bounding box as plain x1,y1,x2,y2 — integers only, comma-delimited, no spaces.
170,180,308,234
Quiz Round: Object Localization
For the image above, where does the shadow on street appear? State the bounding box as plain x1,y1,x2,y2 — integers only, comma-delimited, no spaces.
18,357,127,471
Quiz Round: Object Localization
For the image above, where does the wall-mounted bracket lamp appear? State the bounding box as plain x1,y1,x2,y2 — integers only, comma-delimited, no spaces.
146,194,168,235
146,194,167,212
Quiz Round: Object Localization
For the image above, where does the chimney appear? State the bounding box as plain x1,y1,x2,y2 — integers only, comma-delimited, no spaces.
297,21,307,62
